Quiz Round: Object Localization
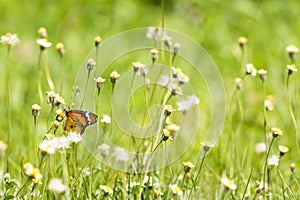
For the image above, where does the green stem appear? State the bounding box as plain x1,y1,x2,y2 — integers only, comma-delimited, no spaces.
286,74,299,152
242,168,253,200
80,70,91,109
193,151,207,189
262,81,268,148
277,168,297,200
44,51,55,91
62,152,72,200
263,137,275,199
60,56,64,94
37,50,44,105
5,46,11,173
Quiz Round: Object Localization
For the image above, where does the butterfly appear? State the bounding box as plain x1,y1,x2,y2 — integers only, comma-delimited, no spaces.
64,110,98,134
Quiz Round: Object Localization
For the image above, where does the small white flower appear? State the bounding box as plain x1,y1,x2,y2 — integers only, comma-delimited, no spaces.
187,95,200,105
268,155,279,167
255,143,266,154
169,184,183,196
235,77,242,89
39,140,56,154
113,147,129,163
245,63,257,76
264,99,274,111
221,175,237,190
177,95,199,111
177,72,189,84
54,136,71,150
170,83,182,96
48,178,67,194
67,132,82,143
158,75,170,87
99,143,110,158
146,27,167,41
101,115,111,124
0,33,19,46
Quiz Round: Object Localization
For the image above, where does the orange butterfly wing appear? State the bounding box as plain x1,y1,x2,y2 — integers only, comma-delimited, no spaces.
64,110,98,134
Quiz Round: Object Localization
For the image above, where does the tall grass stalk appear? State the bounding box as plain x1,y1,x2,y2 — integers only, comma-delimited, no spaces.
5,46,11,173
286,74,299,152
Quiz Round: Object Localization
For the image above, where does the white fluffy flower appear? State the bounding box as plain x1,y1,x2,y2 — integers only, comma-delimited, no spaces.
48,178,67,194
101,115,111,124
113,147,129,163
67,132,82,143
268,155,279,167
99,143,110,158
177,95,199,111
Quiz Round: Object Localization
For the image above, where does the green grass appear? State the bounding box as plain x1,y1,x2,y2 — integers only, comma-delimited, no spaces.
1,0,300,199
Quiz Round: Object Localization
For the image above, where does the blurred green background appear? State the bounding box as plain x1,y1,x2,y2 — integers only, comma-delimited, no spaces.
1,0,300,186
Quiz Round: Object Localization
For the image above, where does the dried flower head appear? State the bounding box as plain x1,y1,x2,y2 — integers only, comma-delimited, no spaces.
150,48,159,62
0,141,8,155
183,161,195,173
0,33,19,46
32,104,41,117
290,163,296,173
173,42,181,55
110,70,120,84
94,77,106,90
94,36,102,47
245,63,257,76
264,96,274,111
163,35,172,49
278,145,289,157
201,141,214,152
238,36,248,49
52,120,60,131
235,77,242,90
287,64,297,75
37,27,48,38
48,178,67,194
132,61,148,76
87,58,96,71
286,44,299,61
258,69,267,81
56,42,65,56
271,127,283,138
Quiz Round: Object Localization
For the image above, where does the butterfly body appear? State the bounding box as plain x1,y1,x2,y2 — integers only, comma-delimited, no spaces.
64,110,98,134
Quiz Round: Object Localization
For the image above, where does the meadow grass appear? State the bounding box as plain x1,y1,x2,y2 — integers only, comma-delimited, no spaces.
1,0,300,199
